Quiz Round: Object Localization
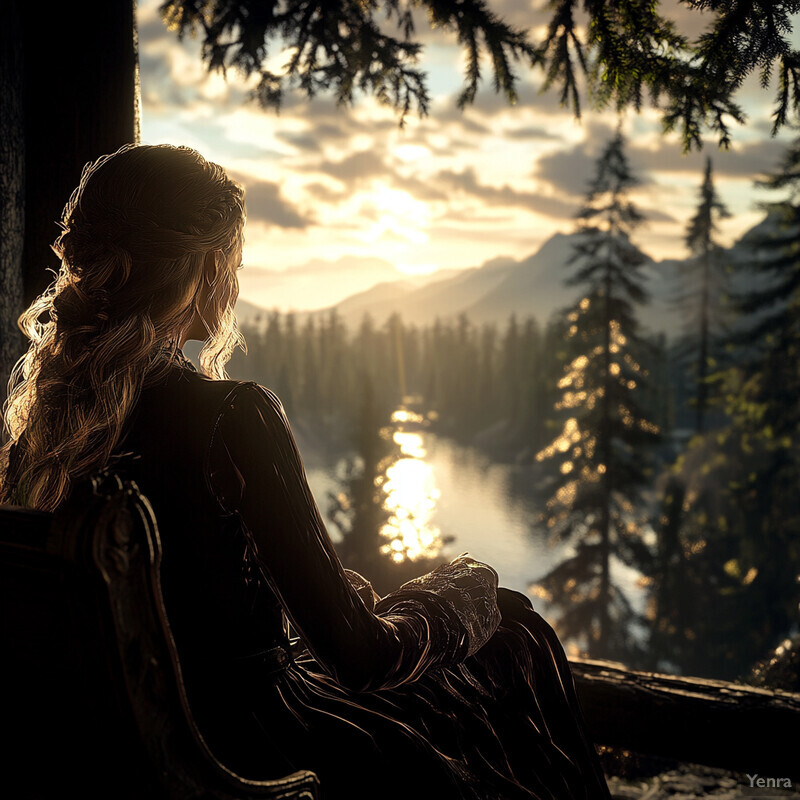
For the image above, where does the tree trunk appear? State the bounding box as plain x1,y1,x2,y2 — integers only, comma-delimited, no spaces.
598,244,613,659
21,0,140,307
696,246,710,434
0,0,26,424
0,1,140,414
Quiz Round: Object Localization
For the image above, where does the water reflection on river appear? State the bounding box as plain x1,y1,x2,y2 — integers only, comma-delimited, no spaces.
305,419,645,655
378,426,444,562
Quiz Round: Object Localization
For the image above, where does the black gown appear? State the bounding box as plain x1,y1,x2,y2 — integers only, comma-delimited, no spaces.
101,355,611,800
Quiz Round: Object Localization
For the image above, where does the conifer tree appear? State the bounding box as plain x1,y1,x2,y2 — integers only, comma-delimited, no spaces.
533,129,659,662
677,157,732,434
328,372,394,576
721,136,800,669
649,137,800,680
160,0,800,151
734,137,800,432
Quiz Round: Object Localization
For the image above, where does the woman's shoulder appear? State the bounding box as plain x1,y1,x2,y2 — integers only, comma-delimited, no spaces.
146,362,264,407
178,369,282,417
156,368,289,447
123,365,270,452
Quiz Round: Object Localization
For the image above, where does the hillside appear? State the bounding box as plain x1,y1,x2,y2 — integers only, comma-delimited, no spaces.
234,215,779,341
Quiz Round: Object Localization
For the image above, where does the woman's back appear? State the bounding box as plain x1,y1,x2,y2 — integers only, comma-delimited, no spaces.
113,357,288,677
110,354,612,799
109,356,305,777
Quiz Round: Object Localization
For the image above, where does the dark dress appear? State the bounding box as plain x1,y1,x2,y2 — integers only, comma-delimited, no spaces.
103,355,611,800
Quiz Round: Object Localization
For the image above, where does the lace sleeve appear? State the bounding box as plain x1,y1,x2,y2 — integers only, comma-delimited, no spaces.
375,554,502,658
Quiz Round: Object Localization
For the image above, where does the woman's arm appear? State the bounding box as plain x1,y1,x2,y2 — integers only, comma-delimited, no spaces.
206,382,501,693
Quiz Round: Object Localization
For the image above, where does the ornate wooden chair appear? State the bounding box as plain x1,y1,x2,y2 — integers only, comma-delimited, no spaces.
0,468,320,800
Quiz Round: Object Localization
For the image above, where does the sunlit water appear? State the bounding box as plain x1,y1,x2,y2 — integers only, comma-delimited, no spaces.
304,421,647,646
378,429,444,562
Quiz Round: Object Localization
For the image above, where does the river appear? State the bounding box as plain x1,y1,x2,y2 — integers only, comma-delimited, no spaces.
303,418,647,658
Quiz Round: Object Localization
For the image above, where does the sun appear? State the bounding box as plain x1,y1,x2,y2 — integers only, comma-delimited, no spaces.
363,185,430,246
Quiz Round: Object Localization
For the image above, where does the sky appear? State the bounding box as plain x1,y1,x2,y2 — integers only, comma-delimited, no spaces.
136,0,798,312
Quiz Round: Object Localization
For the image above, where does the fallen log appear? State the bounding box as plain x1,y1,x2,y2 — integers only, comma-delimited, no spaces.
570,657,800,780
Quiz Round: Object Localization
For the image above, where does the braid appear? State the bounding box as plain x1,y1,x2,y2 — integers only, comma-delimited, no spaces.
0,143,247,511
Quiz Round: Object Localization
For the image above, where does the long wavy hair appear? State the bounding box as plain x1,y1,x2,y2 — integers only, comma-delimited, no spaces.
0,143,247,512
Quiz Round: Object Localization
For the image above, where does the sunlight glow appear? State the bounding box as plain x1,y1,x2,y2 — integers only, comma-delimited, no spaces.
391,409,425,425
363,186,430,244
379,410,444,562
393,430,426,458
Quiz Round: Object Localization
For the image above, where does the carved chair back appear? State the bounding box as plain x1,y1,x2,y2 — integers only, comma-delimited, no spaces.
0,468,319,800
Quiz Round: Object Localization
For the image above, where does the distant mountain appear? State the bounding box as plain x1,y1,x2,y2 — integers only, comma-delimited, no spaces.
463,234,584,325
315,255,516,327
234,297,274,327
234,267,461,328
333,279,417,322
318,231,674,337
234,214,779,342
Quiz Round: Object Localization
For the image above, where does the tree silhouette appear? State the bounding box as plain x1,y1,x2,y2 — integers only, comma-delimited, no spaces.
646,137,800,680
160,0,800,150
721,134,800,670
0,1,138,406
533,130,659,661
328,372,394,577
676,157,732,434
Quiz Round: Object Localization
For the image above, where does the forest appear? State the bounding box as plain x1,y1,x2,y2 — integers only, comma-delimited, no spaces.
2,0,799,702
223,130,800,689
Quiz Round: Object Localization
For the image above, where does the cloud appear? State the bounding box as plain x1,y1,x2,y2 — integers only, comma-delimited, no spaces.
138,35,253,113
312,150,388,186
301,148,448,202
639,207,678,223
534,119,790,203
230,172,312,229
429,104,491,135
136,13,174,47
273,120,361,153
534,121,651,197
425,223,533,243
435,167,577,219
138,48,187,109
535,146,601,197
304,182,348,204
275,131,322,152
392,173,449,202
503,125,560,140
629,138,788,179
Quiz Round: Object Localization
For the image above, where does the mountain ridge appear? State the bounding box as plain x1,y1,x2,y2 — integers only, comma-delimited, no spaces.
234,215,774,340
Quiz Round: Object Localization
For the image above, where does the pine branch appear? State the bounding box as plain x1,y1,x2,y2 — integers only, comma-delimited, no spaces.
159,1,800,148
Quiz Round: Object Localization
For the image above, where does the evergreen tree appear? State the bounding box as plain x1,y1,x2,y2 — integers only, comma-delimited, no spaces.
476,322,498,436
717,136,800,673
648,137,800,681
726,135,800,624
677,157,732,434
518,317,548,456
300,317,321,419
533,130,659,662
328,372,394,577
734,137,800,429
159,0,800,150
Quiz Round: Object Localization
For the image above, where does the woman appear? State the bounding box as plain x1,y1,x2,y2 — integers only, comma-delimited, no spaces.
0,144,611,800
